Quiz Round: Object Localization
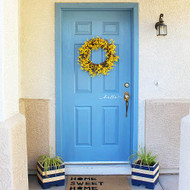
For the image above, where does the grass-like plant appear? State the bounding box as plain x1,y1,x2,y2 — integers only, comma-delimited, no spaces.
129,147,157,167
38,149,64,175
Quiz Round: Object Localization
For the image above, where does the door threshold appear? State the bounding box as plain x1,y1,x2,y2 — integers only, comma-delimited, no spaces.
65,161,130,165
28,164,131,175
65,163,131,175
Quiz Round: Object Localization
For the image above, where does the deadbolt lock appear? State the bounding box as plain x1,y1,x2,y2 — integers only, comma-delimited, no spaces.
124,82,130,88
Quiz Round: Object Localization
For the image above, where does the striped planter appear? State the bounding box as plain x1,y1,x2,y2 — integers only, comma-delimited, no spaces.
37,161,65,189
131,161,159,189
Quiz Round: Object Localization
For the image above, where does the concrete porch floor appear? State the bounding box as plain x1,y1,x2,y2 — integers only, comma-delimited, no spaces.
29,174,179,190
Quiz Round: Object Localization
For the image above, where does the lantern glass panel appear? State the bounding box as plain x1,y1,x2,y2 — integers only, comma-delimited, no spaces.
157,24,167,36
156,27,160,36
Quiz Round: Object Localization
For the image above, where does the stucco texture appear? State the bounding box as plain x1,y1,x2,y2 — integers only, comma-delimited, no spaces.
0,114,28,190
19,0,190,167
0,0,19,121
0,120,12,189
146,99,190,169
179,114,190,190
20,99,50,169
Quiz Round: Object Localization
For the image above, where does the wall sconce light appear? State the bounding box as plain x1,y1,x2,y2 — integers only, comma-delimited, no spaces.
155,14,167,36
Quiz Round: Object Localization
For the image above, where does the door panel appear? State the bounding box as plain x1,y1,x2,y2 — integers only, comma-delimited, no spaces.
58,10,132,162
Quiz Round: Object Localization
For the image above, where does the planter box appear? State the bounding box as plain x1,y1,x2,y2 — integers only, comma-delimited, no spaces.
37,161,65,189
131,161,159,189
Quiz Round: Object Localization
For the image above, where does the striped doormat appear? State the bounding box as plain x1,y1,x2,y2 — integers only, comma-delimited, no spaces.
66,176,131,190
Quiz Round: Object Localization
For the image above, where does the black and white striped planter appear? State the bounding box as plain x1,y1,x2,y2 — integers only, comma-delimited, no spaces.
131,161,159,189
37,161,65,189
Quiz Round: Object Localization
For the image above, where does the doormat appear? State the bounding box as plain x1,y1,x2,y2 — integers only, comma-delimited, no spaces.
66,176,131,190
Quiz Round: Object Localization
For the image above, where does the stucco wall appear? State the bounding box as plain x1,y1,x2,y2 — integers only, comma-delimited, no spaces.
0,0,19,121
0,114,28,190
146,100,190,169
19,0,190,158
0,0,28,188
0,119,12,189
11,114,28,190
20,99,50,169
179,113,190,190
0,0,4,121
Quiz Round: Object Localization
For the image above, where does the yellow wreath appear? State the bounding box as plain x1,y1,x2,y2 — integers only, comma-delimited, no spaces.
78,37,119,77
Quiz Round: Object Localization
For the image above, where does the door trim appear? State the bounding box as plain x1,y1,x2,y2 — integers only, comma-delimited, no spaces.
55,3,139,161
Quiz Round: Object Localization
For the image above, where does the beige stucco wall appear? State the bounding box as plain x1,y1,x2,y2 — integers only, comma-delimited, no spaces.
179,113,190,190
0,114,28,190
19,0,190,164
0,0,3,121
20,99,50,169
0,0,29,188
146,100,190,169
11,114,28,190
0,0,19,121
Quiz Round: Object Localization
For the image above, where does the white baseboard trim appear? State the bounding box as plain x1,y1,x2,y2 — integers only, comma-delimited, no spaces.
28,166,179,175
160,168,179,174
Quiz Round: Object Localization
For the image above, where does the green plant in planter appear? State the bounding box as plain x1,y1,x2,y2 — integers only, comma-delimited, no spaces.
38,154,64,175
130,147,159,189
129,147,157,166
37,149,65,189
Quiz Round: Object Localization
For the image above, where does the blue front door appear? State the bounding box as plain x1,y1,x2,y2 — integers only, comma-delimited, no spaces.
56,7,135,162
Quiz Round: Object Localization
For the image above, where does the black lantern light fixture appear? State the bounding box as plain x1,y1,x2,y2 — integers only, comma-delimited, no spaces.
155,14,167,36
